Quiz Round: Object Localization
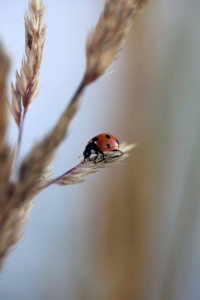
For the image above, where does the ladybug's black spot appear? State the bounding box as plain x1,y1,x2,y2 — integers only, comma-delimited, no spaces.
92,137,98,142
116,139,119,144
106,134,110,139
106,144,110,148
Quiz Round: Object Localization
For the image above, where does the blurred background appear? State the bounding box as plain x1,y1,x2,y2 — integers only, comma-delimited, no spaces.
1,0,200,299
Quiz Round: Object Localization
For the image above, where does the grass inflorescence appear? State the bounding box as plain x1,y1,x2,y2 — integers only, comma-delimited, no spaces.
0,0,149,269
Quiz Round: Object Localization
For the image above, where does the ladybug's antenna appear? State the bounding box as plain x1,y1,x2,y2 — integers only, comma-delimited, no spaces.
78,155,84,158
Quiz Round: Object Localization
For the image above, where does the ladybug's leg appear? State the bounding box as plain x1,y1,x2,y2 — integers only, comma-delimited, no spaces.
100,149,106,162
97,149,106,163
99,152,106,162
94,151,99,163
102,152,106,162
84,156,91,162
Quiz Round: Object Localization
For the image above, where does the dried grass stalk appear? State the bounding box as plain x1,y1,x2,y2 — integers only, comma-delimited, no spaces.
0,44,13,215
10,0,46,120
9,0,46,183
18,99,80,200
84,0,149,84
0,0,149,269
0,200,33,269
0,44,9,142
0,45,25,269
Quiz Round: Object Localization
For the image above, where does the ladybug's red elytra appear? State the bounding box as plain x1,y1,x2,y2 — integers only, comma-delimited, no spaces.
83,133,120,163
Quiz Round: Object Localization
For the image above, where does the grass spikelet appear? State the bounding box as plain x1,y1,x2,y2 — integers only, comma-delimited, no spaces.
9,0,46,120
38,143,136,189
0,44,9,145
0,44,13,208
84,0,149,84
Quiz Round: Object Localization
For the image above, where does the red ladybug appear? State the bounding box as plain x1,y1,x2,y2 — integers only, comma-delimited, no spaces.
83,133,120,163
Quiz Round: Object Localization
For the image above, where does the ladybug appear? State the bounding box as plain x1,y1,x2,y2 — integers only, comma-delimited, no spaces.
83,133,120,163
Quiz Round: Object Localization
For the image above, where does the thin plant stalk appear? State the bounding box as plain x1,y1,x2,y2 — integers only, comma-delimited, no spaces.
10,110,26,182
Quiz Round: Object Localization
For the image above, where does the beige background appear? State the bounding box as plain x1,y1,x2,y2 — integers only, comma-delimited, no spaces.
0,0,200,300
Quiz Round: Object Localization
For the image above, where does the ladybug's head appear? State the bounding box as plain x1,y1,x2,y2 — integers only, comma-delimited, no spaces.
83,143,92,159
83,149,90,159
83,142,100,161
